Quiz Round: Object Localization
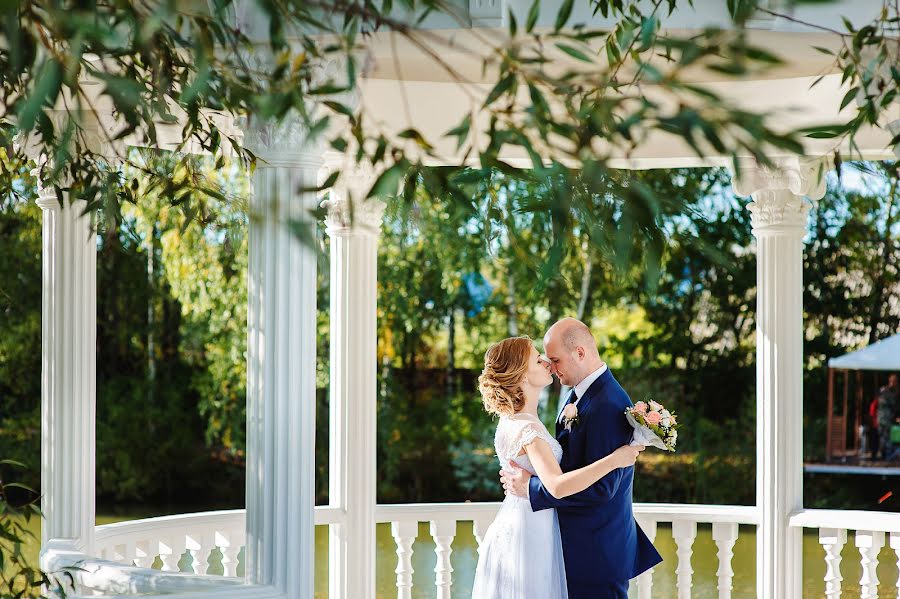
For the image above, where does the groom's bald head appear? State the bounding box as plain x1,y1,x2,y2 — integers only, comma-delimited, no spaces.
543,318,603,387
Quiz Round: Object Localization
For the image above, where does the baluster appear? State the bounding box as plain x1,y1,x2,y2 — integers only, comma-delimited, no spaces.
472,515,494,549
98,545,108,560
891,533,900,599
157,536,182,572
391,521,418,599
819,528,847,599
186,531,212,575
133,540,152,569
672,519,697,599
112,543,127,564
634,516,657,599
218,530,241,577
712,522,739,599
856,530,885,599
430,519,457,599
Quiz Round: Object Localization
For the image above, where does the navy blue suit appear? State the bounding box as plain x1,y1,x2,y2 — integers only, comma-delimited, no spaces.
528,369,662,599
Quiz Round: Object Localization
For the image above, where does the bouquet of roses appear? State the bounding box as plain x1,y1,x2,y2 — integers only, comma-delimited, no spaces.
625,399,678,451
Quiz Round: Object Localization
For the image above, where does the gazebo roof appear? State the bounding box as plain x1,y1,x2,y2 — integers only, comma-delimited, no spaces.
828,334,900,371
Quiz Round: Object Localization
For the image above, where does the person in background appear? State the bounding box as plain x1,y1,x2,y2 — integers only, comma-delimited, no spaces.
867,392,881,460
877,374,899,460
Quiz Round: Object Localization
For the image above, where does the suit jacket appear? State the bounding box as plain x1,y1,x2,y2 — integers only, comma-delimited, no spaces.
528,369,663,593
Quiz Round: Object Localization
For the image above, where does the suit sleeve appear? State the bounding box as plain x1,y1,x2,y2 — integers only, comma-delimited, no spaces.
529,396,633,511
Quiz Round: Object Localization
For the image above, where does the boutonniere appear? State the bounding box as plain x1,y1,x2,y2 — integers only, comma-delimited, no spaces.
562,403,580,431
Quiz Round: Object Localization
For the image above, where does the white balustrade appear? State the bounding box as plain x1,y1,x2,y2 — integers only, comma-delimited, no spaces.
430,520,457,599
634,516,657,599
712,522,739,599
472,513,495,548
95,510,246,577
857,530,885,599
791,509,900,599
819,528,847,599
391,521,418,599
673,519,698,599
91,503,764,598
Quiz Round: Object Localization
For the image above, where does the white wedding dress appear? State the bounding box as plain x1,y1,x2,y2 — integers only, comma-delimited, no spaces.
471,413,568,599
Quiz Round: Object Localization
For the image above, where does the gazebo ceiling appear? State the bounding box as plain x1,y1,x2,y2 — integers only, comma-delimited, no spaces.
349,0,897,168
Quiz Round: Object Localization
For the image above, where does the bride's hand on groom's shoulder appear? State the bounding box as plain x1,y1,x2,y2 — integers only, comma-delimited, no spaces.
499,463,531,497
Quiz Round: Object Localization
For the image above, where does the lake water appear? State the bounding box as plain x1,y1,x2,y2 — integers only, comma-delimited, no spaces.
19,516,898,598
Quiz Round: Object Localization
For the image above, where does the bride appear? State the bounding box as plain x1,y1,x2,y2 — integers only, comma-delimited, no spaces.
471,336,643,599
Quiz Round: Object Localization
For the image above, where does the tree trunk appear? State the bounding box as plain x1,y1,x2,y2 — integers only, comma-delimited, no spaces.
576,235,593,321
868,179,898,344
447,308,456,392
146,224,156,406
506,270,519,336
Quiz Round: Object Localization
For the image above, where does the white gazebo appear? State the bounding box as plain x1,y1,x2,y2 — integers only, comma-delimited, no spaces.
35,1,900,599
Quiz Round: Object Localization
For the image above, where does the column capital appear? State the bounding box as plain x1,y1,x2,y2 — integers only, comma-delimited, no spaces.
243,118,326,169
32,156,61,210
731,155,829,199
322,164,387,235
731,156,829,234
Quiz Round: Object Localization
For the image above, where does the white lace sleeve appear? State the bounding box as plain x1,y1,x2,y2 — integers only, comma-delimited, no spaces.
500,422,547,463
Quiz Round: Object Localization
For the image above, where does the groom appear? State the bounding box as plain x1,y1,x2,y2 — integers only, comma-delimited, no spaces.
500,317,662,598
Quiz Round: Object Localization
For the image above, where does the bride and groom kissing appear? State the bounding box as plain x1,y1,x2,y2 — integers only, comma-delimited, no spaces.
471,318,662,599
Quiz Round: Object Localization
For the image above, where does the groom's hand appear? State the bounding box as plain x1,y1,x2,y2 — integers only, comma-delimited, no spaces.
499,463,532,498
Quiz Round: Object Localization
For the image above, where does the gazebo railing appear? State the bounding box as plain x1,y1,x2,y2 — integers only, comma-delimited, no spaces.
791,508,900,598
93,502,760,598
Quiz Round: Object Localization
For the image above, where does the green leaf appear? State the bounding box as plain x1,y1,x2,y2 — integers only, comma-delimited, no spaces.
368,163,406,198
508,8,517,37
483,74,515,107
3,482,37,494
18,59,62,131
555,0,573,30
526,0,540,33
556,43,593,63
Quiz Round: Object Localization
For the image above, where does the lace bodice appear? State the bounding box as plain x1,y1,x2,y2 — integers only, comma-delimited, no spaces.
494,414,563,475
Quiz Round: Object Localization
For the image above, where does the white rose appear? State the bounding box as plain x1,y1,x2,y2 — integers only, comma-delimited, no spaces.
562,404,578,420
661,409,671,419
661,417,671,427
649,401,662,411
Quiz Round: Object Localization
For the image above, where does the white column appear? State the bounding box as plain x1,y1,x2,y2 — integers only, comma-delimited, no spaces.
37,184,96,559
323,168,385,599
733,156,828,599
245,124,322,597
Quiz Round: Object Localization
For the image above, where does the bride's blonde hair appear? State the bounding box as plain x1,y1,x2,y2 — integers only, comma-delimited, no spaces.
478,336,532,417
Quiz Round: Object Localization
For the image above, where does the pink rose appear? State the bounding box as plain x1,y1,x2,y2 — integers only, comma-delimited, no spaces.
562,404,578,420
645,411,662,426
633,401,648,414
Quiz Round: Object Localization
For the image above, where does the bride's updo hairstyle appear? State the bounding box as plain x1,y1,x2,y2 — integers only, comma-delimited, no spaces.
478,336,532,417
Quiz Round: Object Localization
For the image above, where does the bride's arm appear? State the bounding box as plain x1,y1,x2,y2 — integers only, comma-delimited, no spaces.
523,438,642,500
